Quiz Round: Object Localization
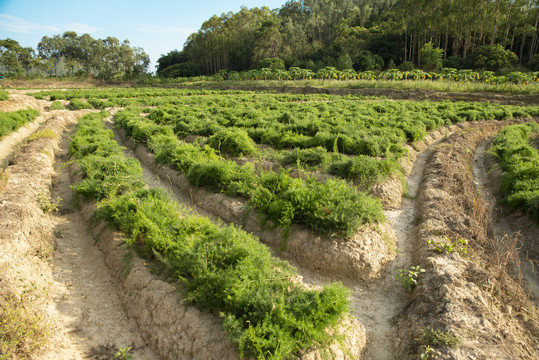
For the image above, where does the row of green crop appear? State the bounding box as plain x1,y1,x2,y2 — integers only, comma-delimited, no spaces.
151,67,539,86
144,97,539,158
70,111,350,360
0,90,9,101
0,109,40,138
115,108,385,238
490,122,539,220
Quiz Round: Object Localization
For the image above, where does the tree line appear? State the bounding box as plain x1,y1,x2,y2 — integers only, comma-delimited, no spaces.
157,0,539,77
0,32,150,79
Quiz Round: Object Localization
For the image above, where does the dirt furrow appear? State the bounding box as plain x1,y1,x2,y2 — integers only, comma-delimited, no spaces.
44,123,159,359
473,138,539,303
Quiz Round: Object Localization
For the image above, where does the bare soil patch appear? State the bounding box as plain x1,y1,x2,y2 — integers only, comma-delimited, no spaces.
397,123,538,359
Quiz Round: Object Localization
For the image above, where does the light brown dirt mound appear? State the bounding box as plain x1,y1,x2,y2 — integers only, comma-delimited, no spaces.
397,123,539,359
0,112,81,358
0,89,49,112
117,128,397,281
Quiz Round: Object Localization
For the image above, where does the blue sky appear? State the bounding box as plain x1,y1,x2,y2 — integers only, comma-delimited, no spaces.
0,0,288,72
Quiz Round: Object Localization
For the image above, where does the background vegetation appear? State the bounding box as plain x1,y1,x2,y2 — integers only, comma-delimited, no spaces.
157,0,539,77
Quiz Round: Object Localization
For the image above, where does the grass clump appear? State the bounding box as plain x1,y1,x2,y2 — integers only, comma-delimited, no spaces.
0,109,40,138
329,155,402,189
27,129,58,142
490,122,539,220
48,101,65,110
70,111,351,360
0,90,9,101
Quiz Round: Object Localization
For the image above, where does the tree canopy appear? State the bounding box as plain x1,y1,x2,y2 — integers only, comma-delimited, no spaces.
0,32,150,79
157,0,539,77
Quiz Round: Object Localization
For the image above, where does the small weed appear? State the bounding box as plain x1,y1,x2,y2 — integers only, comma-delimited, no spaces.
114,346,133,360
28,129,58,142
427,237,468,255
0,292,49,359
37,191,61,213
418,328,461,349
396,266,426,292
0,168,9,191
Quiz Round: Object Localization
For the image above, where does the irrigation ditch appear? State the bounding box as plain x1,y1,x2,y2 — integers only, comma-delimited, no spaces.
0,89,537,359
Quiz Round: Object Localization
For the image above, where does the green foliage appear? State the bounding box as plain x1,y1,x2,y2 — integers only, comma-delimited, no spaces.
396,266,425,291
0,293,49,359
0,90,8,101
69,98,93,110
114,107,386,238
70,112,350,360
490,122,539,220
0,109,40,138
421,42,443,71
257,58,285,70
527,54,539,71
206,128,257,156
48,101,65,110
398,61,414,71
329,156,400,189
467,44,519,71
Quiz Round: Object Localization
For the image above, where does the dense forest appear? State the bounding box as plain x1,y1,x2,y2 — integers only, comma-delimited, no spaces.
157,0,539,77
0,32,150,79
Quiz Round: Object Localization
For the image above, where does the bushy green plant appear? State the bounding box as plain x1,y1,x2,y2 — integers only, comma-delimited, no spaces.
421,42,443,71
48,101,65,110
467,44,518,71
0,90,9,101
396,266,425,291
329,156,400,189
206,128,257,156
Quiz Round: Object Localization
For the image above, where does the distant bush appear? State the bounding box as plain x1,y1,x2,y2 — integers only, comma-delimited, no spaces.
398,61,414,71
256,57,285,70
467,44,518,71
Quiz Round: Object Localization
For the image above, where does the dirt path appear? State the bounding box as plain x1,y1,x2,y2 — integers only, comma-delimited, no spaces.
41,121,159,360
473,138,539,303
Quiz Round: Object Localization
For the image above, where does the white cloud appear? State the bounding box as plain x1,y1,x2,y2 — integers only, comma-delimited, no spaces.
0,14,99,35
0,14,59,33
64,23,99,34
136,24,194,35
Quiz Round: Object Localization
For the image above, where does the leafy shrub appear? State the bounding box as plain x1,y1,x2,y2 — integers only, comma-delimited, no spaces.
467,44,518,71
257,58,285,70
206,128,257,156
0,90,9,101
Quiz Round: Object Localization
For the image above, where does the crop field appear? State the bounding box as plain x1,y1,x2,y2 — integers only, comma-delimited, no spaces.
1,87,538,359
